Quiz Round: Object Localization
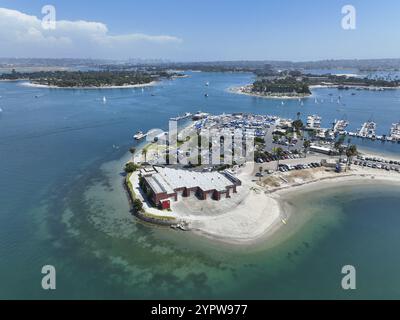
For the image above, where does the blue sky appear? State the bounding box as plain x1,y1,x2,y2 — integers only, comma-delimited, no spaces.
1,0,400,61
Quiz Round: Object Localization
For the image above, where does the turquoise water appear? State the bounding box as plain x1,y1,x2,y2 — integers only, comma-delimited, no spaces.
0,72,400,299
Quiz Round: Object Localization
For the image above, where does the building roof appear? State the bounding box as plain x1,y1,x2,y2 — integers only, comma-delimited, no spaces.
146,166,235,194
144,174,175,195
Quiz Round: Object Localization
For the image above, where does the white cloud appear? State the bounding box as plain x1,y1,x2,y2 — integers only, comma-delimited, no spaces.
0,7,182,59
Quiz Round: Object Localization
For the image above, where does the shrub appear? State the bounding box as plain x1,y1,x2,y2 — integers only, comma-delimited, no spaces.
124,162,139,173
133,199,143,212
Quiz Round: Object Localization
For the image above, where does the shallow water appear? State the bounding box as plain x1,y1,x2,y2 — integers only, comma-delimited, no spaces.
0,72,400,299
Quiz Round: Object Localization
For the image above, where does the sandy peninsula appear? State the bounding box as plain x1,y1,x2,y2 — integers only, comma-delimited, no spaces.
19,81,158,90
128,149,400,246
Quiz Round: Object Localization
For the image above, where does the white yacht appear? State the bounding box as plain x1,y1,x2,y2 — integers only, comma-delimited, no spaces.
134,131,146,140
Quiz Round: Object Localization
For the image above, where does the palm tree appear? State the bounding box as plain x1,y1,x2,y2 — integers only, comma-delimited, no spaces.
346,144,358,170
287,135,293,152
142,148,148,163
272,147,284,171
334,135,346,160
303,139,311,157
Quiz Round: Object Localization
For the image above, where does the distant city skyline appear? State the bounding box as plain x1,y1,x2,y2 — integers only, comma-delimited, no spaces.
1,0,400,61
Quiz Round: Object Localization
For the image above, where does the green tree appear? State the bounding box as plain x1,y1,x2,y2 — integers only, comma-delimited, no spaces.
133,199,144,213
255,137,265,144
346,144,358,170
142,148,148,163
292,119,304,134
272,147,284,171
303,140,311,157
124,162,139,173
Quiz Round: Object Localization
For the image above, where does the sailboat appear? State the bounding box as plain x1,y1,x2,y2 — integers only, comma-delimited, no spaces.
102,96,107,103
205,82,210,86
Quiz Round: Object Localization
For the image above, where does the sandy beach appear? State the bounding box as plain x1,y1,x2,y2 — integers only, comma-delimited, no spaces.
181,166,400,246
19,81,158,90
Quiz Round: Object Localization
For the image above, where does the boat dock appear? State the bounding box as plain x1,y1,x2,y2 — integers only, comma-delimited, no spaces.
357,121,377,139
389,122,400,142
306,115,322,129
333,119,349,134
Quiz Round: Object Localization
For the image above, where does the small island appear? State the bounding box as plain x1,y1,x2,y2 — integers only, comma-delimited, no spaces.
232,71,400,99
0,69,184,89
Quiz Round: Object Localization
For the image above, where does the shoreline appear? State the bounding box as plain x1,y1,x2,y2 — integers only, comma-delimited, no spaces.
186,170,400,246
18,80,158,90
309,84,400,90
228,85,311,99
229,82,400,100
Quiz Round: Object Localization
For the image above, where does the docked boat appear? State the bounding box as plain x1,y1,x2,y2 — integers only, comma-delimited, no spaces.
170,112,193,121
134,131,146,140
389,122,400,142
306,115,322,129
192,111,209,120
333,119,349,134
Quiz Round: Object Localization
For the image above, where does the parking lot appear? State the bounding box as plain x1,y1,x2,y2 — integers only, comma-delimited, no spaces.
353,155,400,172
